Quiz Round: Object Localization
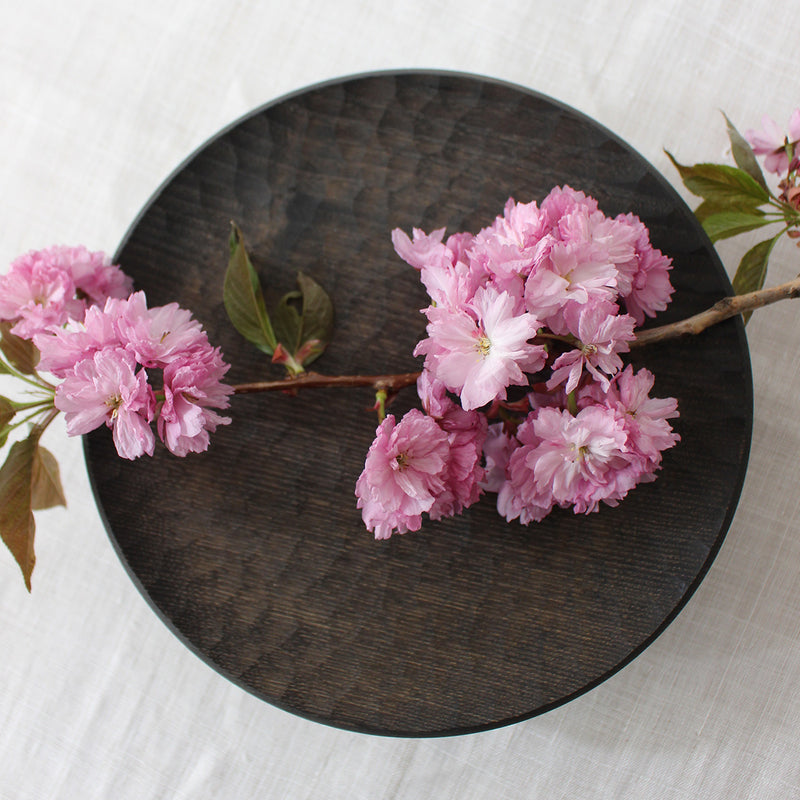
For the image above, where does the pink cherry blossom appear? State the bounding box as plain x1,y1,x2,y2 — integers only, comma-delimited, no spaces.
480,422,516,493
391,226,451,272
0,246,133,339
428,403,487,520
415,285,545,410
523,236,619,329
416,368,453,418
579,365,679,467
33,302,122,378
112,291,209,368
746,110,800,175
517,405,631,516
470,198,551,283
539,185,599,226
547,300,636,393
157,349,233,456
614,213,674,325
355,409,451,539
391,227,479,308
54,347,156,459
496,414,554,524
0,256,79,339
60,246,133,307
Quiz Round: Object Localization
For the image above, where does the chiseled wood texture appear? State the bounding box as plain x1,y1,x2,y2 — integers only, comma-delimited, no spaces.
84,72,752,736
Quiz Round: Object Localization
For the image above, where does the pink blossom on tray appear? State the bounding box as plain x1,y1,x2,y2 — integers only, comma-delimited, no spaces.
522,235,619,329
546,300,636,393
54,347,156,460
480,422,516,493
392,227,479,309
615,213,674,325
112,291,209,368
415,285,545,410
355,409,451,539
505,405,631,519
745,109,800,174
428,403,487,520
579,364,680,468
539,185,600,226
496,413,553,524
62,246,133,307
469,198,550,284
391,226,451,272
416,368,453,418
157,348,233,457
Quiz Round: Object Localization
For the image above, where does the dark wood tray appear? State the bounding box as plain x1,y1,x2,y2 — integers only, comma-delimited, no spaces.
84,71,752,736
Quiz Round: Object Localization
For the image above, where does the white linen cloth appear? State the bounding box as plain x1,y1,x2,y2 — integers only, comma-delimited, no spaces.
2,1,799,797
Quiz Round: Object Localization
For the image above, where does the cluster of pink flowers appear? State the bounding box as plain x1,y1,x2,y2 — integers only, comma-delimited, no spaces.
0,245,133,339
356,187,680,538
0,246,231,459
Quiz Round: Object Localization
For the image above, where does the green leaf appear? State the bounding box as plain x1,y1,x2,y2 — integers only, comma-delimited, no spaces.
732,235,779,323
723,112,768,190
0,396,15,430
296,272,334,366
271,290,303,354
31,445,66,511
223,224,277,355
701,210,772,242
0,322,40,374
665,152,770,206
0,434,38,591
693,199,769,224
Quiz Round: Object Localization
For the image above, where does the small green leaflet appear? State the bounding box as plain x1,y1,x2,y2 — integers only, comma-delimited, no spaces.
31,445,67,511
294,272,334,367
224,224,278,355
224,224,335,370
701,210,772,243
665,152,770,207
723,112,768,190
0,396,14,429
732,235,779,323
0,321,40,374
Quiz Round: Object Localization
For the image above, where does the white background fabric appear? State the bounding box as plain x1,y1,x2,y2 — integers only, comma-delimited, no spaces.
2,1,800,797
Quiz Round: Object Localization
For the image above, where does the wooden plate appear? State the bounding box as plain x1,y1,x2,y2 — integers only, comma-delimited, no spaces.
84,71,752,736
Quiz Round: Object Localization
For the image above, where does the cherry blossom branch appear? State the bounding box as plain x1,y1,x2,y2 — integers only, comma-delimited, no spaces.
232,371,421,395
630,275,800,347
231,277,800,395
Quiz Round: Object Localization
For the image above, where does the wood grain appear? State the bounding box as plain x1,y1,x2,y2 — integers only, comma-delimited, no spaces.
84,72,752,736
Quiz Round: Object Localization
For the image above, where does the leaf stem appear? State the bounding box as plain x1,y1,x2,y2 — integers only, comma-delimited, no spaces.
0,356,55,393
6,405,58,435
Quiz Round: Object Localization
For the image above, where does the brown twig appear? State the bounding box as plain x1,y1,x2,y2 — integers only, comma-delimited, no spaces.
233,371,421,395
631,275,800,347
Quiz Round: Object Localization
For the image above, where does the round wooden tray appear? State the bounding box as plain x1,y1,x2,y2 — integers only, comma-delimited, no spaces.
84,71,752,736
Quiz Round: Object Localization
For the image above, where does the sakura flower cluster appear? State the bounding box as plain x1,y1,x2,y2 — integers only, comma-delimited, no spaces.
0,246,231,459
356,187,680,538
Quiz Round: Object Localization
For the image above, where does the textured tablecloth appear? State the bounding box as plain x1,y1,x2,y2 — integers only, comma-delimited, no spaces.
2,1,799,798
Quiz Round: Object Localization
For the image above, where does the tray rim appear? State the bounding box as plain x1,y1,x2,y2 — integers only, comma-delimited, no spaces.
83,68,754,737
